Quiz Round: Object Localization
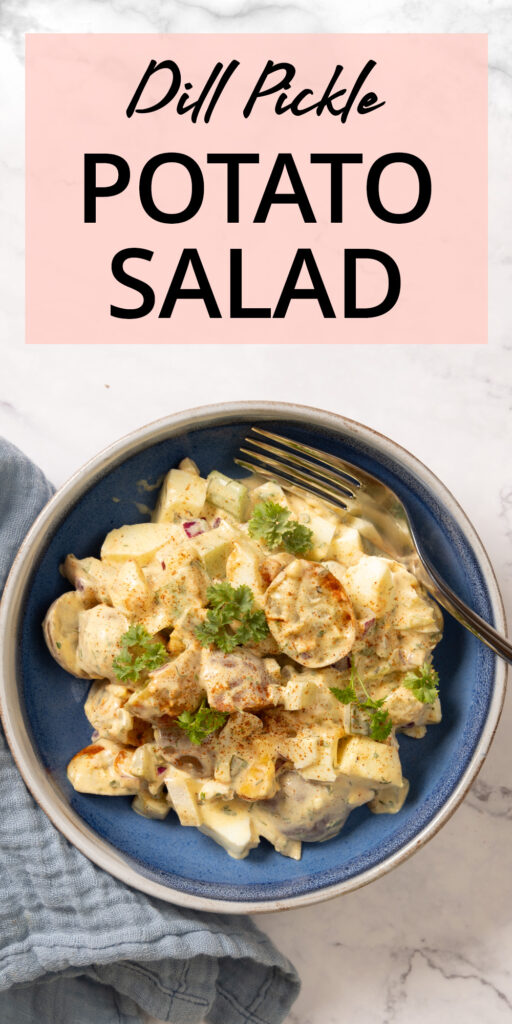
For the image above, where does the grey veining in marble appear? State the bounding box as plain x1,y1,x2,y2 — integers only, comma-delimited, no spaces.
0,1,511,1022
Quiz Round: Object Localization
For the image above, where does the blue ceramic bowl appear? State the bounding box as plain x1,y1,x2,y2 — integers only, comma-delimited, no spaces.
0,403,506,912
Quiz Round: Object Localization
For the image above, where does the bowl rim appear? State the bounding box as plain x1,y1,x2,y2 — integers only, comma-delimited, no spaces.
0,400,507,914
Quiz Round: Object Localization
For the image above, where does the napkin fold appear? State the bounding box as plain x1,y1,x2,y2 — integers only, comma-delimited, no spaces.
0,438,299,1024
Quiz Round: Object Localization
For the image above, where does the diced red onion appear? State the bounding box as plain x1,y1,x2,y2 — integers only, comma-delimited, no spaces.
361,617,376,635
157,766,167,775
182,519,208,538
211,517,222,529
91,729,99,741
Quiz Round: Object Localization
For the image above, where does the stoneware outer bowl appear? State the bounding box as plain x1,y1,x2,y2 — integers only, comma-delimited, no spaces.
0,402,507,913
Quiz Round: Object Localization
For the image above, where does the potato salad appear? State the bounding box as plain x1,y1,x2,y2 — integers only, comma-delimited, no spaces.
43,460,443,860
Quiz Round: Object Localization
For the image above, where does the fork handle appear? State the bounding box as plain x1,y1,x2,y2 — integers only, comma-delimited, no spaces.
416,554,512,665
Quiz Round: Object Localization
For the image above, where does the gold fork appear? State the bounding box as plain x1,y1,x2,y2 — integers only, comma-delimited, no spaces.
235,427,512,665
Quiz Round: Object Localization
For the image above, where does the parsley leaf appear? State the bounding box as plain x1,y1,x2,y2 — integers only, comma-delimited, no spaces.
360,700,393,742
248,501,313,556
282,522,315,555
404,663,439,704
232,609,270,646
356,672,393,742
368,708,394,742
195,582,270,653
196,620,240,654
329,683,357,704
248,501,290,549
177,699,228,745
113,624,167,683
330,662,393,742
206,581,254,617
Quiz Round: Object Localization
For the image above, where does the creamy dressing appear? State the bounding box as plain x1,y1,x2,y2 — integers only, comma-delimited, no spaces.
257,771,374,843
136,476,164,493
133,502,153,517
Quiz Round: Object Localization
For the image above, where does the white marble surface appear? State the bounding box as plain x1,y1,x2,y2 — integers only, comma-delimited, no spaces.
1,1,511,1022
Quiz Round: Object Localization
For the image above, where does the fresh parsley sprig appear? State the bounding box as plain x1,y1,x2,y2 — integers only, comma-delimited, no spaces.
404,663,439,704
248,501,313,556
113,624,167,683
330,663,393,742
177,699,228,745
364,706,394,743
329,682,357,705
281,522,315,555
195,582,269,654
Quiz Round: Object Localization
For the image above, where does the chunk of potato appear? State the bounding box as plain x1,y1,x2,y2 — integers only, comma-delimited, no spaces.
84,681,151,746
199,799,259,859
348,515,385,549
226,540,265,604
163,766,202,826
306,513,337,561
251,481,290,509
146,555,208,632
383,684,432,727
142,530,195,590
286,495,338,560
252,806,302,860
337,735,402,788
43,591,93,679
61,554,117,606
77,605,131,681
389,563,443,633
342,555,394,618
67,739,141,796
299,727,343,783
101,523,177,567
153,468,208,522
213,711,263,784
108,560,152,618
129,742,163,785
125,647,203,721
330,525,365,567
200,649,278,714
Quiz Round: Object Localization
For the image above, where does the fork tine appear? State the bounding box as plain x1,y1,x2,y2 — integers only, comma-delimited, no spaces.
250,427,363,488
238,448,355,510
233,459,349,512
244,437,357,499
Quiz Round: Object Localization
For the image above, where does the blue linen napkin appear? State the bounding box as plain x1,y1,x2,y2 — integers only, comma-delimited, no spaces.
0,437,300,1024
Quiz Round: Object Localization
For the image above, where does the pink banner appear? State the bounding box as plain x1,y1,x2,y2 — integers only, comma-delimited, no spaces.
26,34,487,344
